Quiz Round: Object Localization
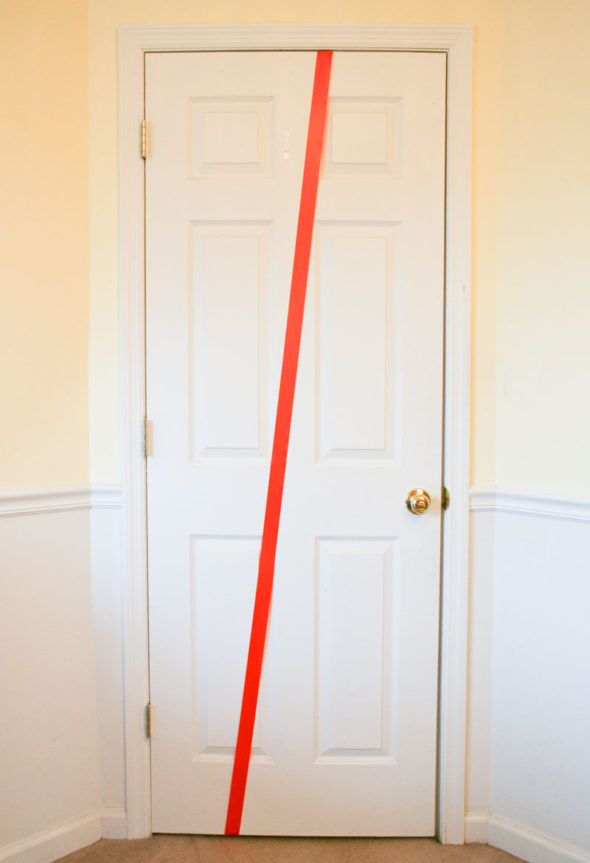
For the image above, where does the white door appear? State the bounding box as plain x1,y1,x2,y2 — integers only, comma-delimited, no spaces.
146,51,446,836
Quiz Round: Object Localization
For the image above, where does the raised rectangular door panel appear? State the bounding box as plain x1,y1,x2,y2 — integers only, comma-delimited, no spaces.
316,222,400,461
191,536,272,761
189,221,272,460
146,50,446,836
315,538,398,761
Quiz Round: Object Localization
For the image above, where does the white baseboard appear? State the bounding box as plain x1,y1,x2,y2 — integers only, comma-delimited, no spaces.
0,812,101,863
465,813,489,844
100,807,127,839
466,814,590,863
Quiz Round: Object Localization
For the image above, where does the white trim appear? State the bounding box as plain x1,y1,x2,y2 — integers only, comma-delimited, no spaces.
0,485,91,517
121,22,473,52
464,813,489,844
90,484,123,509
118,23,473,842
465,813,590,863
0,485,122,517
437,24,472,845
488,815,590,863
101,807,128,840
0,812,101,863
118,22,151,839
470,487,590,522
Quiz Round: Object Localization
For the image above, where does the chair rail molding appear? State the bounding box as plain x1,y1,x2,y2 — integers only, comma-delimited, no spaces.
0,484,121,517
470,487,590,522
118,23,473,842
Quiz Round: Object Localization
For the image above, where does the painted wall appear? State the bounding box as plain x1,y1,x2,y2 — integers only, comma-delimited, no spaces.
0,0,89,487
495,0,590,496
0,5,102,862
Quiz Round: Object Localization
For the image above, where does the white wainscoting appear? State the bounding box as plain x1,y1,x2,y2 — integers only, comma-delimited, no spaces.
465,499,495,842
86,486,131,843
89,486,126,838
0,488,102,863
0,484,127,851
3,484,588,863
467,488,590,863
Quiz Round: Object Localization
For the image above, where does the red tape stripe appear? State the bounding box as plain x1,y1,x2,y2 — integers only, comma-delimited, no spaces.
225,51,333,836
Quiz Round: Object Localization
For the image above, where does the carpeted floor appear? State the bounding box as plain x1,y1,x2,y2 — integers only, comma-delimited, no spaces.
57,836,525,863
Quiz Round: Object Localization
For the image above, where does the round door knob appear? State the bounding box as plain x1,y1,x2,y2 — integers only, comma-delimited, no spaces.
406,488,431,514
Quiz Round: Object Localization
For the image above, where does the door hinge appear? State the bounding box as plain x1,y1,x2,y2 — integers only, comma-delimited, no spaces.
140,120,149,159
441,486,450,511
141,418,152,458
145,702,153,739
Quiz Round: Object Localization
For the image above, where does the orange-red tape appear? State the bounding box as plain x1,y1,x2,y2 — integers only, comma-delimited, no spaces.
224,51,333,836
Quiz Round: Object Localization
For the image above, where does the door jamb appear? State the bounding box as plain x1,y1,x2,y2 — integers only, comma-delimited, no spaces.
118,23,472,843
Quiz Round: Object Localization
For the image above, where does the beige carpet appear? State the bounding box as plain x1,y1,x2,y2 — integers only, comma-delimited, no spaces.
57,836,524,863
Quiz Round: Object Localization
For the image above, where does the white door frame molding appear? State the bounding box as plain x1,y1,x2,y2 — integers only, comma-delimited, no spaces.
118,23,472,843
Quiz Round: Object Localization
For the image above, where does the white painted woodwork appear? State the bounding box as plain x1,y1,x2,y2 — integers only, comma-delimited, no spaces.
465,493,590,863
146,50,446,836
0,507,100,858
191,536,272,760
119,24,472,843
315,538,398,761
491,509,590,852
316,224,398,460
90,501,126,824
190,222,271,459
0,813,102,863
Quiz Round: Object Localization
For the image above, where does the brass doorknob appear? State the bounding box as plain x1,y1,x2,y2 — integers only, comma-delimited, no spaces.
405,488,431,514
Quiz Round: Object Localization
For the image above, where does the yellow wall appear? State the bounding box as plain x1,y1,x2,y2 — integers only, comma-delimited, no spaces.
496,0,590,495
1,0,89,487
3,1,589,495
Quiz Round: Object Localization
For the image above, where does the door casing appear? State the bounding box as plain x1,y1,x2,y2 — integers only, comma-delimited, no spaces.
117,23,472,844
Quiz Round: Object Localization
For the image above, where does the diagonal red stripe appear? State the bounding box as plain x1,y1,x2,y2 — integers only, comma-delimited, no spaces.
224,50,333,837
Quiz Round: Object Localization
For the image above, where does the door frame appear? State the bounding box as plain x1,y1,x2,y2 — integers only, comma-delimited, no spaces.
118,23,472,843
